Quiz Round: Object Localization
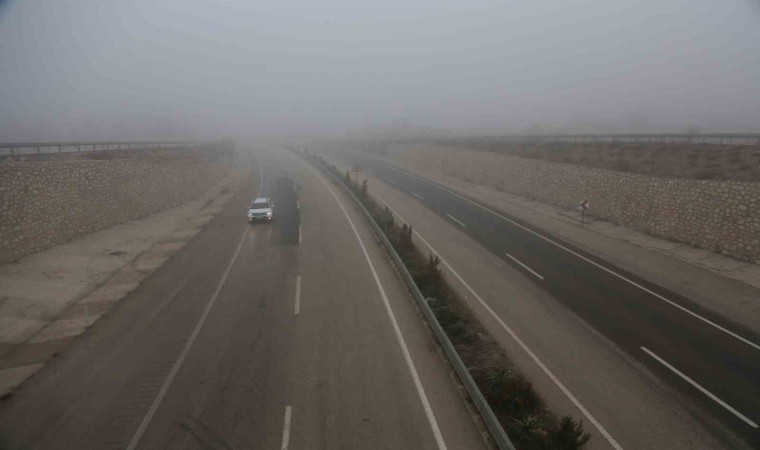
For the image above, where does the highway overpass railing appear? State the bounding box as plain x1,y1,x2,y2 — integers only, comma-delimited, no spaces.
0,141,209,156
300,150,517,450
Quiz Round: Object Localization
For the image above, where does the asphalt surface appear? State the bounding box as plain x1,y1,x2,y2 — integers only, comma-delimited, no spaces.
0,149,486,450
345,152,760,448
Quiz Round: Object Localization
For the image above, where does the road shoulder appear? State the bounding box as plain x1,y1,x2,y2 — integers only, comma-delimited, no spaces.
0,167,249,397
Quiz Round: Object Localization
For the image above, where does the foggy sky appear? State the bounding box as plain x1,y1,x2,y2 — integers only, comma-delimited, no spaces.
1,0,759,141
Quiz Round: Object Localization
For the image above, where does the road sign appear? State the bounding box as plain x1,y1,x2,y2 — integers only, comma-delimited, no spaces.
579,200,589,227
351,163,362,184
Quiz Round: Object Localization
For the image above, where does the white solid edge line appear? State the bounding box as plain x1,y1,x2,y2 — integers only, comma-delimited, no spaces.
310,167,448,450
505,253,545,280
445,213,467,228
298,225,302,244
296,200,300,210
127,227,250,450
281,405,292,450
372,160,760,352
374,193,624,450
294,275,301,315
412,192,425,200
641,347,758,428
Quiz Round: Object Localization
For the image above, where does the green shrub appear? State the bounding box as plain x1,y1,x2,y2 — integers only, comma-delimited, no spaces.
550,417,591,449
512,414,548,447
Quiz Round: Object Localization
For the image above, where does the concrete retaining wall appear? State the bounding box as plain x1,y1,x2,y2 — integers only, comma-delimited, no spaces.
0,158,229,264
390,144,760,263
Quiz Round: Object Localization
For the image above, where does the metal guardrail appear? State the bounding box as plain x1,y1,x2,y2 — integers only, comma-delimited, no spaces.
431,133,760,145
0,141,207,156
301,151,517,450
343,133,760,147
429,133,760,146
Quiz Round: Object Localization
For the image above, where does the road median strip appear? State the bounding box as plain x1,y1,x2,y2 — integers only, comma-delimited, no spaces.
298,150,595,450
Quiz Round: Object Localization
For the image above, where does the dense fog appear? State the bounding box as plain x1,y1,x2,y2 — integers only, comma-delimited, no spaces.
1,0,759,142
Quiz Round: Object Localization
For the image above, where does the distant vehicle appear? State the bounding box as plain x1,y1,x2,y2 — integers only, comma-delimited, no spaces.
247,197,274,223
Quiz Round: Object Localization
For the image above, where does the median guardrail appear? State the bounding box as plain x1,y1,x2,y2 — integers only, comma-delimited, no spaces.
299,150,517,450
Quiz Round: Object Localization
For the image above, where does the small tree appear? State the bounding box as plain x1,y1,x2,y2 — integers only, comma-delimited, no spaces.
551,417,591,449
512,414,546,446
397,224,415,254
426,254,441,282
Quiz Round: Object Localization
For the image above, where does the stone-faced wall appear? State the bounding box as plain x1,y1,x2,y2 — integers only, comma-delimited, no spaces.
391,144,760,263
0,158,229,264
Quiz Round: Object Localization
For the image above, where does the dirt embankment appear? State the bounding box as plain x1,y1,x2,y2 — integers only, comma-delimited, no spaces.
0,147,233,265
450,141,760,182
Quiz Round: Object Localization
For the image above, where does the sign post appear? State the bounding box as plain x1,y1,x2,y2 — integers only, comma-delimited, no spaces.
579,200,589,227
439,159,448,182
351,163,363,185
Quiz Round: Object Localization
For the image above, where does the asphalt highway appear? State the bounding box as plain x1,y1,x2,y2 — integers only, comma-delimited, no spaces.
347,152,760,448
0,149,485,450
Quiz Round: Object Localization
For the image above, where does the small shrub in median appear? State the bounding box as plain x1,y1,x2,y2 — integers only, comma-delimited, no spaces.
313,154,591,449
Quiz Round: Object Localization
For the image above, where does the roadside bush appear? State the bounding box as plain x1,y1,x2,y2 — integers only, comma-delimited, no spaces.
550,417,591,449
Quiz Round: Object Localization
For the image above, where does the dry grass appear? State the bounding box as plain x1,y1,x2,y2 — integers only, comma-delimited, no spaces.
468,142,760,182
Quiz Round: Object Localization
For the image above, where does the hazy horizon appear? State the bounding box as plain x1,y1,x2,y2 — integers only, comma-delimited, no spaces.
1,0,759,142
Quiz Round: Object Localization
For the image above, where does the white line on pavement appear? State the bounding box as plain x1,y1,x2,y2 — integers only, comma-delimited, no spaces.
641,346,758,428
126,228,251,450
294,275,301,315
298,225,302,244
388,179,396,185
373,160,760,352
505,253,545,280
296,200,300,210
281,405,292,449
374,194,624,450
311,168,448,450
445,213,466,228
412,192,424,200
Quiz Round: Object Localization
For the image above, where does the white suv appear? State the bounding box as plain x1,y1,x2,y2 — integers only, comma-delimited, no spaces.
247,197,274,223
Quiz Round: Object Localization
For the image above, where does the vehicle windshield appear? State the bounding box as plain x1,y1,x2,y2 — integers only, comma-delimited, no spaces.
251,202,269,209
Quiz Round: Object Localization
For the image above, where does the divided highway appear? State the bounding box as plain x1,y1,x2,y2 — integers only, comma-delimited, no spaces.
346,153,760,448
0,149,486,450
